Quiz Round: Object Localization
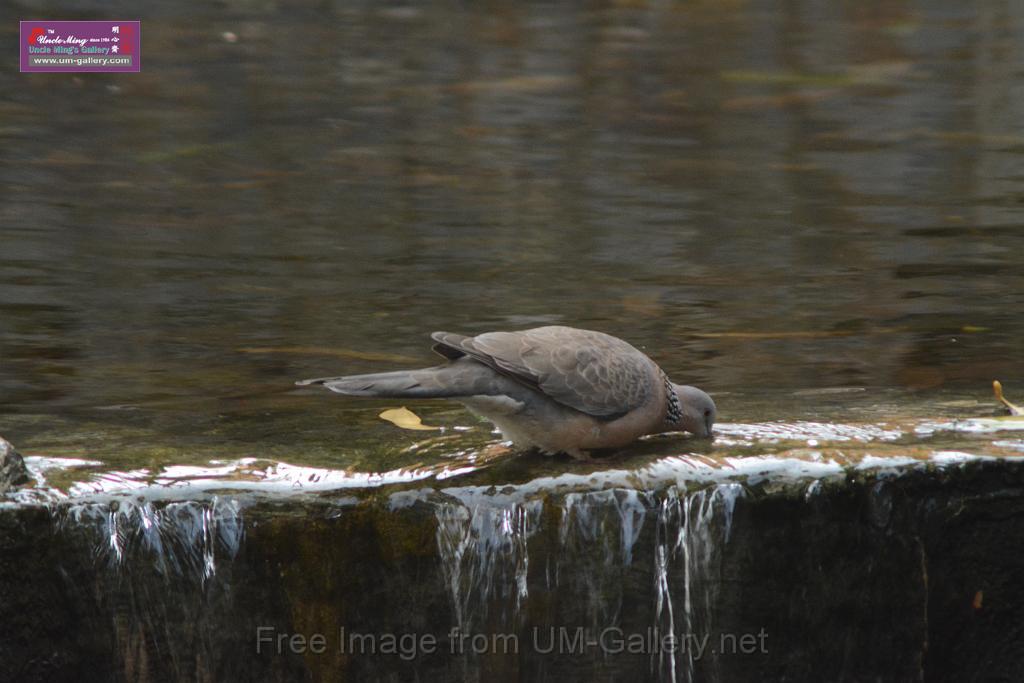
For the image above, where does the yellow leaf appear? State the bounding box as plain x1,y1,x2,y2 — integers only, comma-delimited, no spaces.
379,407,440,431
993,381,1024,416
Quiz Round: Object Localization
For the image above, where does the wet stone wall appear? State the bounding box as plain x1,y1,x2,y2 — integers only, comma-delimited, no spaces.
3,460,1024,682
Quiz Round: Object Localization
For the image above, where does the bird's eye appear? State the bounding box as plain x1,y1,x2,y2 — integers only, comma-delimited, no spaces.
703,409,711,417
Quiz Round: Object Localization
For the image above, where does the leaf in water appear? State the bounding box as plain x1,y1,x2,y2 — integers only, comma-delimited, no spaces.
379,407,440,431
993,381,1024,416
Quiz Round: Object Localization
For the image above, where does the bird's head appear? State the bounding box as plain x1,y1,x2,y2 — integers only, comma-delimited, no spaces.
670,384,716,438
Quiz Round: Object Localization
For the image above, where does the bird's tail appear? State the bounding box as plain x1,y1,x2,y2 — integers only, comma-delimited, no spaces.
296,363,497,399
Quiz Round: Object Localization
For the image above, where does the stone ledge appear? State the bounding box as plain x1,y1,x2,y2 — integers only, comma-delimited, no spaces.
2,457,1024,681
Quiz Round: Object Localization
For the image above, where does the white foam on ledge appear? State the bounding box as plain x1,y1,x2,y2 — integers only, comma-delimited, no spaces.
4,437,1018,507
915,417,1024,436
854,455,921,472
9,456,466,505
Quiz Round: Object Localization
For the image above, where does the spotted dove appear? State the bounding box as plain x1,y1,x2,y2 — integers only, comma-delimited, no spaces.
297,326,715,458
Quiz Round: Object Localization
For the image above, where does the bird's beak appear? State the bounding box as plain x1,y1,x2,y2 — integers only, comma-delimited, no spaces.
704,416,714,438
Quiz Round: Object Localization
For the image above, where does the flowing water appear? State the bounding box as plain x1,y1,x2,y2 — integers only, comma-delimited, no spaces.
2,0,1023,478
2,1,1024,680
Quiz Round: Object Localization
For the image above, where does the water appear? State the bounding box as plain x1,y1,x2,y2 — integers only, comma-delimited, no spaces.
2,4,1024,677
3,0,1024,482
434,494,542,634
59,496,244,581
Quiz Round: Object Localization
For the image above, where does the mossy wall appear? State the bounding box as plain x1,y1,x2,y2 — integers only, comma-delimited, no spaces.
3,460,1024,682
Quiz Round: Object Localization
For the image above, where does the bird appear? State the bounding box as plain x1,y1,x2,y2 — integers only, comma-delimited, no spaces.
296,326,716,459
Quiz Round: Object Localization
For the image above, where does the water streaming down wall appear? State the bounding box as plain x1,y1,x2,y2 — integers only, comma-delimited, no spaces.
42,498,248,681
653,484,742,683
556,489,651,630
4,459,1024,682
33,483,742,681
58,497,245,582
430,483,744,683
434,494,544,633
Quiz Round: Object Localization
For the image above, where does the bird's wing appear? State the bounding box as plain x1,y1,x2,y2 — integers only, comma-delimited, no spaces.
430,326,656,419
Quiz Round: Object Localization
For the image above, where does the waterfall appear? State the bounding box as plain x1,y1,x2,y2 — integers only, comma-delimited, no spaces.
434,493,544,634
556,489,652,631
432,482,743,682
654,484,743,683
56,496,245,582
46,497,247,680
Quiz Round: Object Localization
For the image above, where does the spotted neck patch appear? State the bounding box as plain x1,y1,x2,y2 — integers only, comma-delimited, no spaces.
662,372,682,424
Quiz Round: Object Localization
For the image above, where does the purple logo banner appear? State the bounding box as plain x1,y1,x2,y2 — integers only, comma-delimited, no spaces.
20,20,140,73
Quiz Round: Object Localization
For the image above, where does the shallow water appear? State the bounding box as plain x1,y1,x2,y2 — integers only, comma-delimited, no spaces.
2,0,1024,488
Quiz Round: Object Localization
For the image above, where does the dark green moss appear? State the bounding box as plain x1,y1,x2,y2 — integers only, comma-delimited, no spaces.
3,460,1024,681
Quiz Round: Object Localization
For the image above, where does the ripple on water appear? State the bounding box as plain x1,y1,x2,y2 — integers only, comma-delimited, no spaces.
915,417,1024,436
715,421,904,445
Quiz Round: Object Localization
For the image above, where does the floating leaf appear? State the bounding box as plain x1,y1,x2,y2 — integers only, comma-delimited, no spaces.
993,381,1024,416
379,407,440,431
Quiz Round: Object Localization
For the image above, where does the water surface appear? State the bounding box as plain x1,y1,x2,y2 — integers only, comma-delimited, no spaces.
2,0,1023,487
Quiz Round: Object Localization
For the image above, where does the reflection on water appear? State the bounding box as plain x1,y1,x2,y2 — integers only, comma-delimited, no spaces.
2,0,1024,475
